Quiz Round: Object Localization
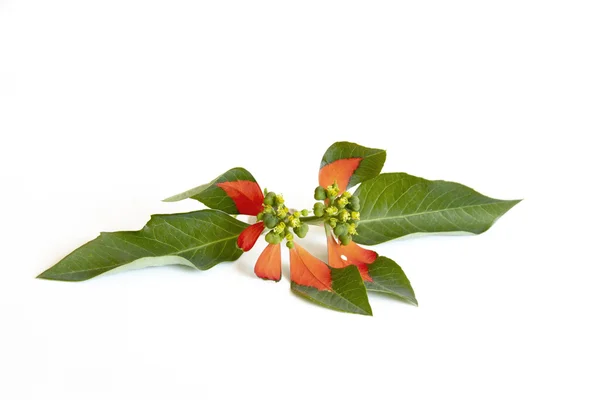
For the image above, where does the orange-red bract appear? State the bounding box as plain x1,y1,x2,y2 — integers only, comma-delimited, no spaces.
319,158,362,193
237,222,265,252
327,234,377,282
254,243,282,281
216,180,264,215
289,244,332,290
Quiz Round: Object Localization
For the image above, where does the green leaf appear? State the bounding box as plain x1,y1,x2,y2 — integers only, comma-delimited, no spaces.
320,141,386,189
354,173,520,245
163,167,258,214
291,265,373,316
38,210,248,281
365,256,418,305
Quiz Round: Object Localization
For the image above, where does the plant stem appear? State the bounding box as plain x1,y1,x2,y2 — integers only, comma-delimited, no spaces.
300,215,321,223
300,215,324,226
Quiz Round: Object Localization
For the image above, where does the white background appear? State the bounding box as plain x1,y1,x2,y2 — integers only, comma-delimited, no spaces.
1,1,599,399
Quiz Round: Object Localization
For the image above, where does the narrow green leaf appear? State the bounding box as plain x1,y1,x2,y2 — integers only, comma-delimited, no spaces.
320,141,386,189
38,210,248,281
354,173,520,245
291,265,373,316
365,256,418,305
163,167,258,214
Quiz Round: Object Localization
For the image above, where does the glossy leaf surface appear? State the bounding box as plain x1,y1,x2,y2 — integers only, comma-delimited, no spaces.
291,265,373,316
365,256,418,305
354,173,520,245
38,210,248,281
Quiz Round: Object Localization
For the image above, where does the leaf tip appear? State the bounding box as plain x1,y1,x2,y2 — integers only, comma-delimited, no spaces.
36,270,56,281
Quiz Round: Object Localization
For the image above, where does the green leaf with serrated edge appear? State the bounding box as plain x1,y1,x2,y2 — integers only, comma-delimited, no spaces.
37,210,248,281
354,173,521,245
291,265,373,316
163,167,257,214
320,141,386,189
365,256,418,305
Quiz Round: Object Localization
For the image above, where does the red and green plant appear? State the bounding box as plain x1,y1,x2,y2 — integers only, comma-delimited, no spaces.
38,142,519,315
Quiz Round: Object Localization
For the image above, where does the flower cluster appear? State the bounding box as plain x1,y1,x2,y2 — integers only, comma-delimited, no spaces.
312,182,361,245
256,191,309,249
233,164,378,287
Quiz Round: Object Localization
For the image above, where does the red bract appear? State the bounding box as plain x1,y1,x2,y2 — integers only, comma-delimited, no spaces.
237,221,265,252
223,180,267,253
289,244,332,290
327,232,377,281
319,158,362,193
218,179,286,282
254,243,281,282
216,181,265,216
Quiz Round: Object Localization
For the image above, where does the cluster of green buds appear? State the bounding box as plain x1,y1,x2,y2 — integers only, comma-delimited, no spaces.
312,182,360,245
257,190,310,249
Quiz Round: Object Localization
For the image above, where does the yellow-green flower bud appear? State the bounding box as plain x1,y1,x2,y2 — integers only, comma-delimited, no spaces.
314,186,327,200
285,232,294,241
325,206,338,216
293,211,301,218
263,204,274,214
348,196,360,211
286,240,295,249
314,207,324,217
265,231,282,244
329,218,337,228
273,222,286,234
275,194,285,205
263,213,278,229
339,209,350,222
348,223,357,235
256,212,264,221
342,191,352,198
339,234,351,246
264,192,276,206
351,211,360,221
301,209,309,217
294,223,309,238
334,223,348,237
336,197,349,208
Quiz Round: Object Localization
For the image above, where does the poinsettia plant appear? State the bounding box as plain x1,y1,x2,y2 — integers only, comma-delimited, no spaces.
38,142,520,315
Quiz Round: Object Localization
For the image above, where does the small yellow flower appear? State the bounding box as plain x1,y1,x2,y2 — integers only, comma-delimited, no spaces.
277,206,289,219
289,216,301,228
339,209,350,222
337,197,348,207
275,194,285,205
326,182,339,197
351,211,360,220
274,222,286,234
348,223,357,235
325,206,338,216
342,191,352,198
